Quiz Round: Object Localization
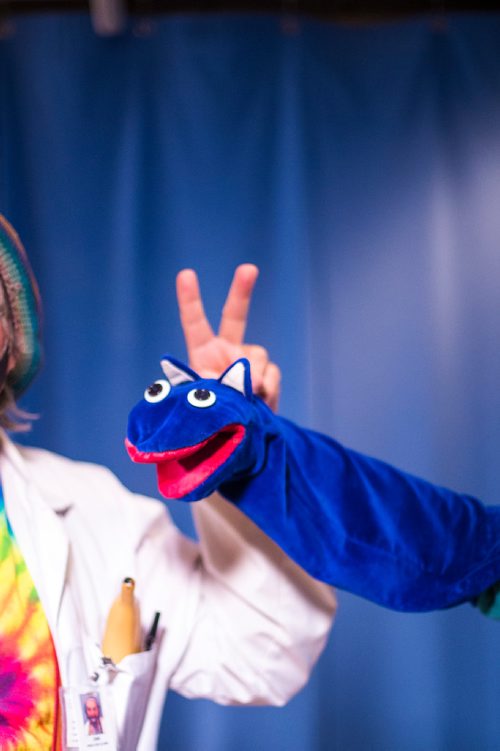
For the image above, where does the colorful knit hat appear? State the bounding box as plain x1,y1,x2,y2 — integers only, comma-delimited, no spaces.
0,215,42,396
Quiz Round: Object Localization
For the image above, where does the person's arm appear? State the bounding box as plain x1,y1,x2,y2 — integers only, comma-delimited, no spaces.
168,493,335,705
217,409,500,612
173,266,500,615
152,264,335,704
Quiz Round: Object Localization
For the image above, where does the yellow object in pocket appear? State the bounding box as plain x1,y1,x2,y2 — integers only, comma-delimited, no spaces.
102,578,141,664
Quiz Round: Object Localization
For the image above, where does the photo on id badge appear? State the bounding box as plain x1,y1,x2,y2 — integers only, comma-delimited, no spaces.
80,690,108,745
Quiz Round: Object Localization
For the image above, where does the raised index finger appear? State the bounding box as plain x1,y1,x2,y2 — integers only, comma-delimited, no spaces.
218,264,259,345
176,269,215,351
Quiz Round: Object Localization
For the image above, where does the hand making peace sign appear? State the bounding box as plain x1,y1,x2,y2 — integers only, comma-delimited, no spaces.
176,264,281,412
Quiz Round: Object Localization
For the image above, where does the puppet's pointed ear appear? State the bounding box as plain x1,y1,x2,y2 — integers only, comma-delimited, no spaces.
219,358,252,399
160,356,198,386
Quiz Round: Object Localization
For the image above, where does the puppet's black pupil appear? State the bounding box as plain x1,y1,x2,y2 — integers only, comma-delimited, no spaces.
148,383,163,396
194,389,211,401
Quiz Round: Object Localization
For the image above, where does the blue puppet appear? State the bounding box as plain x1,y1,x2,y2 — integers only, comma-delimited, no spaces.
126,356,500,615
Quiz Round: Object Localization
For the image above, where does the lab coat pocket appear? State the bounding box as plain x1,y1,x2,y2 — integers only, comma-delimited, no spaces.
111,645,158,751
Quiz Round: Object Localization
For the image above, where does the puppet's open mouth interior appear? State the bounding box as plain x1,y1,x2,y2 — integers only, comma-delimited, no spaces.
125,423,246,498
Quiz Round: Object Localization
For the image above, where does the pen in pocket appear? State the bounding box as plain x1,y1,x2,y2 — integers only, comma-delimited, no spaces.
145,611,161,651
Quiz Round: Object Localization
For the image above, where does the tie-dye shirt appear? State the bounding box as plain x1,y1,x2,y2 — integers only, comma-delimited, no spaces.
0,486,60,750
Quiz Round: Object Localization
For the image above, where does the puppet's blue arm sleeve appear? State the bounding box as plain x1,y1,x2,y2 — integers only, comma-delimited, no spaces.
221,410,500,611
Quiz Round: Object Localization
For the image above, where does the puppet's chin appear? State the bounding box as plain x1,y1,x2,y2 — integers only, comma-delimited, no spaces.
125,424,246,499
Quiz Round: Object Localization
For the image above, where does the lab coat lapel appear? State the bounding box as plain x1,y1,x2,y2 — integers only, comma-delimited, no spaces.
25,481,69,630
1,438,69,632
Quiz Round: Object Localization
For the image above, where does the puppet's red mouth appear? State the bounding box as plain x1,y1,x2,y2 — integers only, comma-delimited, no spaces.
125,423,246,498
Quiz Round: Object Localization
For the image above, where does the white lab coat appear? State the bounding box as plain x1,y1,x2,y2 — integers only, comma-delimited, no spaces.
0,433,336,750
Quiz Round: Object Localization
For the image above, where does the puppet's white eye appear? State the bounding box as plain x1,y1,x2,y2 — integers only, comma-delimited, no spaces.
187,388,216,408
144,379,171,403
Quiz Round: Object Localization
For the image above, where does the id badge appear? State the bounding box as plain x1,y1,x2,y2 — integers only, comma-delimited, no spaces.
59,684,118,751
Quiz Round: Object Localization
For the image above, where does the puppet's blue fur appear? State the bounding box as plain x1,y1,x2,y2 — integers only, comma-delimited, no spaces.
127,357,500,613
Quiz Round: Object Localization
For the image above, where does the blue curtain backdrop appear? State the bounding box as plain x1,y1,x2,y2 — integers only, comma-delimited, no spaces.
2,12,500,750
